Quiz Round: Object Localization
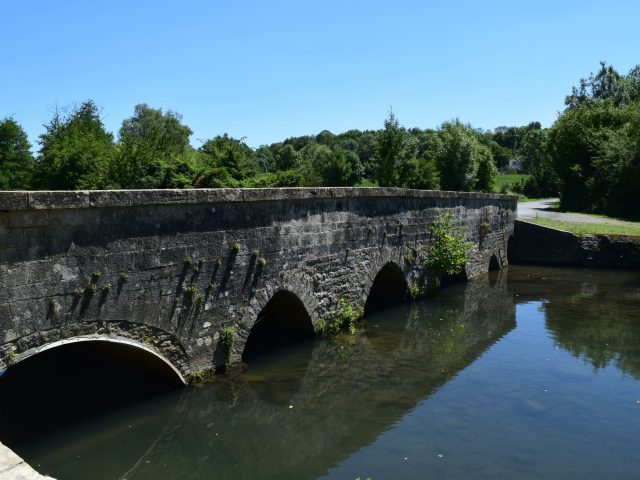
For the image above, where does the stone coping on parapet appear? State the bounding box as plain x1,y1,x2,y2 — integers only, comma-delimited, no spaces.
0,188,518,211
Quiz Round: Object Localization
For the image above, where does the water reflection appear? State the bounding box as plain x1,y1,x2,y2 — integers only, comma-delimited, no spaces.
14,266,640,480
509,267,640,379
112,272,514,480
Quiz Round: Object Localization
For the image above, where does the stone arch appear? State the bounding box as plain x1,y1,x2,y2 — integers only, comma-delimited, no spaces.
364,260,409,315
0,321,189,384
0,334,185,446
241,289,315,362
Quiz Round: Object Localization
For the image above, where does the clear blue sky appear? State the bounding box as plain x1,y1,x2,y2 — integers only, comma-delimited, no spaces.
2,0,639,149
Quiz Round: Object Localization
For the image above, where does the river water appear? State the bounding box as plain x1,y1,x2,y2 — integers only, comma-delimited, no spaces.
3,265,640,480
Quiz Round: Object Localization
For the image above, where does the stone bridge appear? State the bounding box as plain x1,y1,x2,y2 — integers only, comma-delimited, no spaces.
0,188,516,382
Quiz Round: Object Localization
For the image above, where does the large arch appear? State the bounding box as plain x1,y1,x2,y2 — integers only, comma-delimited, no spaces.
242,290,315,362
364,261,409,315
0,321,190,381
0,337,184,445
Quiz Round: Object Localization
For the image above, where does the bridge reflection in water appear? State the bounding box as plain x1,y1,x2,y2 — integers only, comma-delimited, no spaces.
3,271,515,480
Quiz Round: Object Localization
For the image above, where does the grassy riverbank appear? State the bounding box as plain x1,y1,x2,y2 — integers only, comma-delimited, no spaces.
527,217,640,237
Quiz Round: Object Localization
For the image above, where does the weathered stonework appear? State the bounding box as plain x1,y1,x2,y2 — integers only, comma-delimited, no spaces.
0,188,516,378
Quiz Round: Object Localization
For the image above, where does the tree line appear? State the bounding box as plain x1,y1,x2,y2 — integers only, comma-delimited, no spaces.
1,61,638,219
0,103,509,192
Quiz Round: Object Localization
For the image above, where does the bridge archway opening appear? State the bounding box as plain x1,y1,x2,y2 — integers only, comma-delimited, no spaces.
489,254,500,271
0,339,183,445
242,291,315,364
364,262,408,315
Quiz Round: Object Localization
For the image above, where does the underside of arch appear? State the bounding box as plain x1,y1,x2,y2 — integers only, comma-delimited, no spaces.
0,338,184,445
364,262,408,315
242,290,315,362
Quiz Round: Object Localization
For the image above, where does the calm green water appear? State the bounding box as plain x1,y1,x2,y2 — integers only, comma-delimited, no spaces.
5,266,640,479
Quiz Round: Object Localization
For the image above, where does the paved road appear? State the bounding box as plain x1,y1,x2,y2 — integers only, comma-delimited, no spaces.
517,199,634,226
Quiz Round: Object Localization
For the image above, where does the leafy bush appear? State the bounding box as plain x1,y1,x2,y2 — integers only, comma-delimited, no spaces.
425,212,471,286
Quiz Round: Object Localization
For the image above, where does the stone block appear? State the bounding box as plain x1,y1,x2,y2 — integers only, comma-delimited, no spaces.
0,192,29,210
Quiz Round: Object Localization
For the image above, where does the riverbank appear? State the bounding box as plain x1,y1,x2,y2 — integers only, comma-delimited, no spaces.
508,220,640,268
0,442,54,480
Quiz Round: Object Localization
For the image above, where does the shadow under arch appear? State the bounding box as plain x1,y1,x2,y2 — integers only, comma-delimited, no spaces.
242,290,315,363
0,338,184,446
364,261,408,315
489,253,500,271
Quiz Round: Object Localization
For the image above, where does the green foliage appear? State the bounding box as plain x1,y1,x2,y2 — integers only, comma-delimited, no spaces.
526,217,640,237
375,110,405,186
5,349,16,366
565,61,640,109
75,287,85,297
182,284,198,301
318,297,364,335
189,370,206,384
403,252,416,265
547,62,640,218
183,256,193,267
0,117,35,190
425,212,471,285
119,272,129,282
86,283,97,296
474,143,497,192
196,134,259,185
435,120,480,191
408,281,425,299
231,242,241,253
219,327,235,364
257,257,267,268
115,104,194,188
37,101,115,189
102,282,112,292
91,271,102,281
214,258,222,268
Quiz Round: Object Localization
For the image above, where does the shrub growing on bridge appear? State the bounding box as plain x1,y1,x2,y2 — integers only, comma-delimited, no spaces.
425,212,471,287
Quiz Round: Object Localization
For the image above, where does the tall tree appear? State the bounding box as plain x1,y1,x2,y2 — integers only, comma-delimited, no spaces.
116,104,194,188
198,134,259,182
435,120,478,191
0,117,35,190
37,101,115,190
375,111,406,186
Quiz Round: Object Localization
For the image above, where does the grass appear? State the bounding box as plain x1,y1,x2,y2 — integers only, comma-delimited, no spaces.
526,217,640,237
494,174,529,192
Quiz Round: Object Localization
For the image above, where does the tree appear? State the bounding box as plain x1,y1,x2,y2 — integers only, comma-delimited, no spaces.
565,62,640,109
37,101,115,190
517,128,558,197
116,104,194,188
548,99,627,211
0,117,35,190
375,111,406,186
591,104,640,218
198,134,258,182
474,143,497,192
435,120,478,191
